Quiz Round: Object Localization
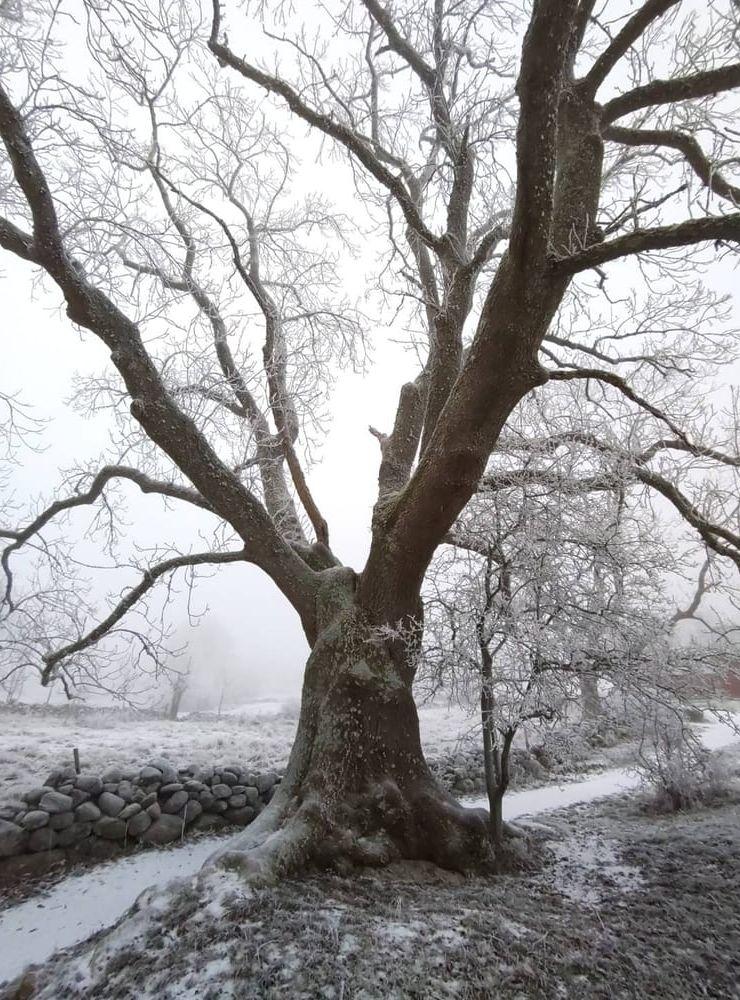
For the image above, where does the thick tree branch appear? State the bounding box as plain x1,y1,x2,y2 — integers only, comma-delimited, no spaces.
553,213,740,272
581,0,680,95
604,125,740,206
1,465,210,609
40,548,248,682
603,62,740,124
0,82,321,635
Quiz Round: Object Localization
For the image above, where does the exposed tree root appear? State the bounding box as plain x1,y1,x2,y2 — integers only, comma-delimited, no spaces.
206,778,494,885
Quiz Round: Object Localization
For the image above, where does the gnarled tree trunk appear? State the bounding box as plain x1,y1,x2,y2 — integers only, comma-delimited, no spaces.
210,568,491,881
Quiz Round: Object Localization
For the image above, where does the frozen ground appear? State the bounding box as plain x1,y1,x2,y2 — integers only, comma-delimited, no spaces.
7,761,740,999
0,700,477,801
1,715,737,989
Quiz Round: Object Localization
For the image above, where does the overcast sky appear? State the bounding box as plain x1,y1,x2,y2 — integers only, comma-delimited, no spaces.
2,0,739,708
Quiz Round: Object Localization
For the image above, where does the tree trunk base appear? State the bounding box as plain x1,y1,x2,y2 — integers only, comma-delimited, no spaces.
207,570,494,884
207,778,493,885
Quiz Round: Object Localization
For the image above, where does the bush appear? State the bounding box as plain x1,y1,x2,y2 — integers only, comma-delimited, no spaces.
637,717,732,813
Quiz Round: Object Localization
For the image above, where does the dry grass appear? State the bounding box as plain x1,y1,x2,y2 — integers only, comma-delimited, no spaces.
9,779,740,1000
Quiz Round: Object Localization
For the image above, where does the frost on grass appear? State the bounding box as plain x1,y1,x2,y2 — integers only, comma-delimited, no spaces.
13,787,740,1000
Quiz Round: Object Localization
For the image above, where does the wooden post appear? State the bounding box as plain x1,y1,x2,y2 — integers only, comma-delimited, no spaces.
73,748,80,774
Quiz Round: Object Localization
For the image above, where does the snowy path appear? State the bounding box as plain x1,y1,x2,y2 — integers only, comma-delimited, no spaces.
1,715,737,986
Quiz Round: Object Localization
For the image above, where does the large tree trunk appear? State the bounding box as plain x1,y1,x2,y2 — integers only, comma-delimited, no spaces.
209,568,491,881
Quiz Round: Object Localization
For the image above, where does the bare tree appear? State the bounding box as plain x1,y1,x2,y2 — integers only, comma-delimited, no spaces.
2,1,740,877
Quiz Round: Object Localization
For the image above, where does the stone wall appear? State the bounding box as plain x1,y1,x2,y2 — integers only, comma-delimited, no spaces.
0,758,281,863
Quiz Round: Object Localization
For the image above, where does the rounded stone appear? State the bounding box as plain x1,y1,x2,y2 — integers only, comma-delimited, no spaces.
119,803,142,821
162,790,189,814
75,775,104,795
159,782,184,796
146,802,162,821
224,806,256,826
125,811,152,838
256,772,279,794
139,766,163,784
219,771,237,787
48,811,75,831
28,827,58,852
70,788,91,807
21,787,51,806
116,781,136,803
229,794,247,809
182,800,202,825
56,822,92,847
0,819,27,857
211,783,231,799
140,814,183,845
20,810,49,831
94,816,127,840
39,791,74,815
75,801,102,822
101,767,123,784
98,792,125,817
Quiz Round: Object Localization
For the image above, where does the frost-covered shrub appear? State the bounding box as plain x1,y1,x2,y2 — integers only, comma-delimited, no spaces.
637,717,732,813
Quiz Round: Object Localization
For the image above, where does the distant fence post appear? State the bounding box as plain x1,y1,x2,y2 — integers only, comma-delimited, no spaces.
73,748,80,774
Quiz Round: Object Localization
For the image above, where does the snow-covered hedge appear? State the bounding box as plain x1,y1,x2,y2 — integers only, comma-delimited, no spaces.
0,759,280,861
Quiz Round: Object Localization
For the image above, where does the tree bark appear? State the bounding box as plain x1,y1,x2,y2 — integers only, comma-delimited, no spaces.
209,568,491,880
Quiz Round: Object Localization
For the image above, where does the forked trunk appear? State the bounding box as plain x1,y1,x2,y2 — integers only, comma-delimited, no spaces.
209,568,491,881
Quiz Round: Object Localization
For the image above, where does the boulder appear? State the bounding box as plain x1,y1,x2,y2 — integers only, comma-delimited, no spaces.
199,791,215,810
224,806,256,826
0,801,24,822
21,787,50,806
229,794,247,809
39,791,74,815
75,801,102,823
211,799,228,814
70,788,91,807
48,811,75,831
140,814,183,845
211,783,231,799
74,774,103,795
45,767,76,788
148,760,177,784
244,786,260,807
28,827,58,852
190,813,227,833
94,817,127,840
162,790,189,814
146,802,162,821
182,800,203,825
119,803,142,821
159,782,184,796
125,811,152,838
20,810,49,831
140,791,158,809
184,780,206,794
139,766,163,785
0,818,27,857
56,822,92,847
102,767,123,784
255,771,279,794
220,771,237,787
117,781,136,803
98,792,125,817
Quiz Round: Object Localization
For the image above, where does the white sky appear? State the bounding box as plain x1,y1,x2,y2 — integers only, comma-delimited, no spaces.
2,0,739,706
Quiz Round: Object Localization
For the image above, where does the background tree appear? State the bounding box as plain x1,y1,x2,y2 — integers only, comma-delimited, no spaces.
1,0,740,877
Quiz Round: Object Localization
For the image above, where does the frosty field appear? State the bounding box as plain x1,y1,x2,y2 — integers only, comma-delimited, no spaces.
0,700,479,803
1,710,738,996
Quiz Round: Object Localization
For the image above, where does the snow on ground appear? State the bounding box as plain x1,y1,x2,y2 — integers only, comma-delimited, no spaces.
1,714,737,988
0,835,233,985
0,700,477,801
466,714,740,817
